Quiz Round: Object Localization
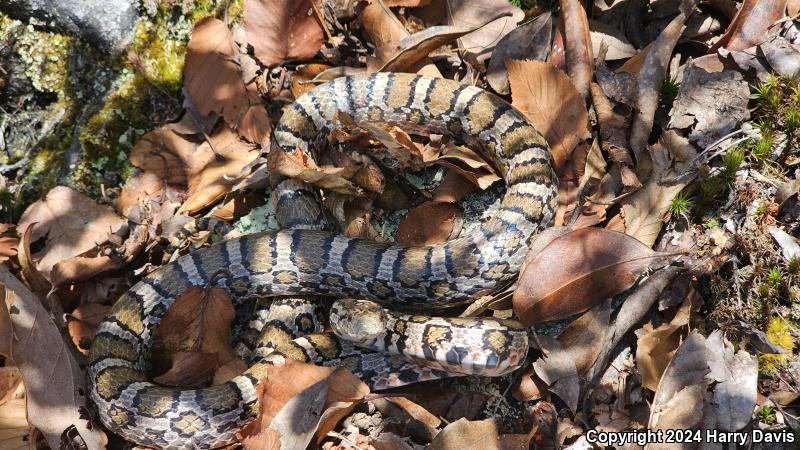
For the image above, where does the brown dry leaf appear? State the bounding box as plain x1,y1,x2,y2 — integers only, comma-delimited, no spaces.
238,88,271,147
437,146,501,189
444,0,524,62
790,0,800,16
710,0,787,52
51,254,126,287
128,127,259,215
606,138,696,247
704,330,758,431
635,299,691,391
184,18,248,126
267,146,361,195
0,398,30,450
513,227,672,325
507,59,590,173
17,224,51,296
487,12,552,95
432,171,476,203
154,351,222,387
588,19,635,61
151,285,237,385
291,63,333,98
558,0,593,102
211,191,267,222
428,418,528,450
240,360,368,448
116,170,184,219
0,268,106,449
667,63,750,148
361,1,413,64
556,300,612,377
65,303,111,355
628,1,698,161
17,186,125,277
361,1,442,76
590,83,638,190
66,315,94,355
179,127,260,214
397,201,463,246
380,12,513,73
245,0,324,67
0,224,17,264
0,367,22,406
531,335,580,412
648,332,710,437
353,120,425,169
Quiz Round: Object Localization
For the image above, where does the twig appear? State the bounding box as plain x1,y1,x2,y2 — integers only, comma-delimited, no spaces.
326,431,361,450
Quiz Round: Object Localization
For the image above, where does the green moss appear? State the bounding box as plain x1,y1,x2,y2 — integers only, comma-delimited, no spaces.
758,316,797,376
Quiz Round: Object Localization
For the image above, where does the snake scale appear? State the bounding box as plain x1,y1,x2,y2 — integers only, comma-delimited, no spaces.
88,73,558,449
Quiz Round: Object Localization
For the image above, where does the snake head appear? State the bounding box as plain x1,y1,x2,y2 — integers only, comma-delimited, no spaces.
329,299,388,345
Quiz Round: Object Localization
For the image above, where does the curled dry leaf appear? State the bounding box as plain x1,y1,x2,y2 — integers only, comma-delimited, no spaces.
267,146,361,195
487,12,552,95
397,201,463,246
17,186,125,277
0,224,17,264
635,299,691,391
628,0,697,161
513,227,672,325
507,59,590,173
380,12,513,73
0,268,107,449
126,126,259,216
710,0,787,52
17,224,51,296
437,146,501,189
245,0,324,67
151,285,238,385
240,360,368,449
558,0,593,102
588,19,635,61
444,0,524,62
184,18,248,126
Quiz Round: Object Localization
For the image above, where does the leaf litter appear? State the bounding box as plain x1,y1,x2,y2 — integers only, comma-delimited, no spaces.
3,0,800,448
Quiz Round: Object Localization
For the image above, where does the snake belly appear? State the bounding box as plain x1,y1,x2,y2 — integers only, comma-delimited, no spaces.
88,73,557,449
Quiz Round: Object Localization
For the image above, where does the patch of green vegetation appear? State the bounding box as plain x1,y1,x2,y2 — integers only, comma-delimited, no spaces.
698,147,744,205
749,75,800,164
669,192,693,218
788,257,800,275
767,266,783,287
661,76,681,110
756,405,778,425
758,316,797,376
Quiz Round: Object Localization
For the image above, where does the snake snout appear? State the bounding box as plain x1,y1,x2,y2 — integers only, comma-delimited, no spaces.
330,299,388,344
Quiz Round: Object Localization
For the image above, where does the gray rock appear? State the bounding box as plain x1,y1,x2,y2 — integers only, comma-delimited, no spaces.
0,0,139,52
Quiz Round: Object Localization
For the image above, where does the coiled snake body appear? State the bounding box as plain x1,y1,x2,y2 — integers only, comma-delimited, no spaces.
88,73,557,449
